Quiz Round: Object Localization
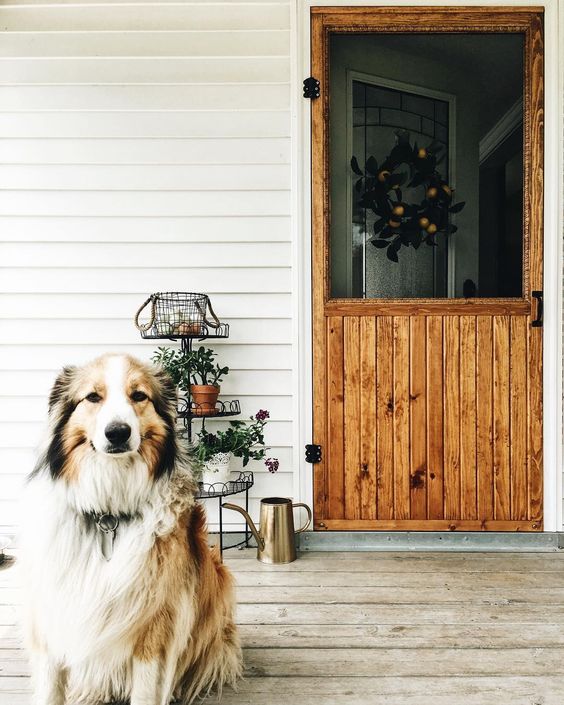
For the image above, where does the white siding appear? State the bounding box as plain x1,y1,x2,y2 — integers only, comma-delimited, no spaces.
0,0,293,533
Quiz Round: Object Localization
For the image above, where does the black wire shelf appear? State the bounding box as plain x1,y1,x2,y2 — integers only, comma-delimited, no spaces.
195,471,254,499
141,321,230,341
178,398,241,423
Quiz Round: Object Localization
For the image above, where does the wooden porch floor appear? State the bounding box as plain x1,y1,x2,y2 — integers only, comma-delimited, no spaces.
2,549,564,704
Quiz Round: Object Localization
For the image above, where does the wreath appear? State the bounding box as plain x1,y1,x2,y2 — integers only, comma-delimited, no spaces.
351,130,465,262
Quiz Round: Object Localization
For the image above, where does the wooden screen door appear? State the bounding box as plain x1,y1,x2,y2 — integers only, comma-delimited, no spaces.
311,8,544,531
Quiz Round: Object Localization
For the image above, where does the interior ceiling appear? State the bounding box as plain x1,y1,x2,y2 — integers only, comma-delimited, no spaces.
337,33,524,135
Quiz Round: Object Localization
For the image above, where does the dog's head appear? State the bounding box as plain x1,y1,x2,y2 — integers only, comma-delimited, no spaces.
42,354,178,481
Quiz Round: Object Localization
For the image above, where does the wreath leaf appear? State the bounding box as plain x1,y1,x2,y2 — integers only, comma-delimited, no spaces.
373,218,387,234
365,155,379,176
386,246,399,262
350,156,364,176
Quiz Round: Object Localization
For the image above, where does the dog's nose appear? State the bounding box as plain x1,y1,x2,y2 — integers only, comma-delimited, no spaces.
104,421,131,446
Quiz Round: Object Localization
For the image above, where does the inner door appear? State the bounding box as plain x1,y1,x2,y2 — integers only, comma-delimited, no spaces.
311,7,544,531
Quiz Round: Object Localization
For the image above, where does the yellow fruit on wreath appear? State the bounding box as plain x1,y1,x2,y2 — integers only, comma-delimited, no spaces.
417,148,427,159
392,205,405,217
388,219,401,228
426,187,438,199
419,217,430,229
426,223,438,235
378,170,391,183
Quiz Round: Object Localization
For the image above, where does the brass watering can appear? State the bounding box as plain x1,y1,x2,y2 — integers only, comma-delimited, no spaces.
222,497,312,564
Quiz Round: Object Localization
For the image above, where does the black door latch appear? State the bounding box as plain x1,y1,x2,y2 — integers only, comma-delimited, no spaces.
532,290,543,327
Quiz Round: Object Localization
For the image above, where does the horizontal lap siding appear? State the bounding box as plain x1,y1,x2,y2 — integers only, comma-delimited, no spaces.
0,0,292,532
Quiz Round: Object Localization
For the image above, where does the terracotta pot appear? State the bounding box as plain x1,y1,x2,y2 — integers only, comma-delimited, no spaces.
190,384,219,416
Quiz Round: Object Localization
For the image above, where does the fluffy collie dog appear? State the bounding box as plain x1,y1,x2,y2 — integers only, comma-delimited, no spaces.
20,353,242,705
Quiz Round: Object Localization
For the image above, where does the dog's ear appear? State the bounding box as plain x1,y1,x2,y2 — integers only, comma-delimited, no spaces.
152,368,178,420
41,366,79,479
151,368,179,479
48,366,77,413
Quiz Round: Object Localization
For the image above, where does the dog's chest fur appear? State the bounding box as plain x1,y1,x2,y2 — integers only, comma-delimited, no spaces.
20,461,192,666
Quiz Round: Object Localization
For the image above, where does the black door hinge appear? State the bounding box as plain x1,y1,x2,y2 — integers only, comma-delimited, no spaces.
532,290,543,327
305,444,322,463
303,77,320,99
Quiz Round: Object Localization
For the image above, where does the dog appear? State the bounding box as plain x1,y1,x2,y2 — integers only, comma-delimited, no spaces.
20,353,242,705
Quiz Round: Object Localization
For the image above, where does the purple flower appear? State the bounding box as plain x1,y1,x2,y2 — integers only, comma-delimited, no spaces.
255,409,270,422
265,457,279,474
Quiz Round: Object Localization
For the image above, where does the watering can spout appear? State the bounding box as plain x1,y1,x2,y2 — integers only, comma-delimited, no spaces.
222,497,312,564
222,503,265,550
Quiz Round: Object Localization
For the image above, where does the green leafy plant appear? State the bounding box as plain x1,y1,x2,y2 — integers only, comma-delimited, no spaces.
352,129,465,262
196,410,279,471
152,345,229,393
186,346,229,387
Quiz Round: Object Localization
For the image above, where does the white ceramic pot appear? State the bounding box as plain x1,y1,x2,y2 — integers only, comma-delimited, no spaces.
202,452,233,486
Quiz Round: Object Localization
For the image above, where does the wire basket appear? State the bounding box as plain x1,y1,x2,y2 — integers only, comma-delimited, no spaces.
134,292,228,339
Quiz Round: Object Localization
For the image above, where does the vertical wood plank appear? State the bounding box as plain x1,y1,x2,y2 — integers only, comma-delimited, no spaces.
426,316,444,519
327,316,344,520
528,324,543,524
376,316,394,519
344,316,361,520
493,315,511,521
510,316,528,521
443,317,460,520
527,11,544,525
310,11,328,525
360,316,377,520
409,316,427,520
476,316,494,521
460,316,477,520
393,316,410,520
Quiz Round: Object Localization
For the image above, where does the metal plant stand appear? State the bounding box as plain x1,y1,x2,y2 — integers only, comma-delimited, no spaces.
136,292,248,556
195,472,254,557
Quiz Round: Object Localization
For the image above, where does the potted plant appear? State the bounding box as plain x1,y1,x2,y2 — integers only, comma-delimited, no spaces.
196,410,279,485
152,346,228,416
188,346,229,415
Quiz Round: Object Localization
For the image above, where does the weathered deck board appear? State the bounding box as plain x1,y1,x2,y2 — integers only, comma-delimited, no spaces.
2,549,564,704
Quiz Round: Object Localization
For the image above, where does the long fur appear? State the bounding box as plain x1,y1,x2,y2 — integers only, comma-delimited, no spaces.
20,354,242,705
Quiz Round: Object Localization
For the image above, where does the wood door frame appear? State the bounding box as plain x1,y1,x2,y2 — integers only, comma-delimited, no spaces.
310,6,545,530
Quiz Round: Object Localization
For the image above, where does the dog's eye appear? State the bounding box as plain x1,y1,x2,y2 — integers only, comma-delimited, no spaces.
85,392,102,403
131,391,148,403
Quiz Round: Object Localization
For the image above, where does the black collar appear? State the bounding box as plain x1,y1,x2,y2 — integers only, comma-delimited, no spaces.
83,511,139,525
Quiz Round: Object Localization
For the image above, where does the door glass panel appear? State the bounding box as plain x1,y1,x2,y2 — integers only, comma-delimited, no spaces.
329,33,524,299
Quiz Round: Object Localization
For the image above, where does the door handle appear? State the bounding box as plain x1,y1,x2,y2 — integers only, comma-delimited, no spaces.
532,290,543,328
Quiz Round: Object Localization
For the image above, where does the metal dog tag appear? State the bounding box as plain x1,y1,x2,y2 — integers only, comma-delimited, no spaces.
96,513,119,561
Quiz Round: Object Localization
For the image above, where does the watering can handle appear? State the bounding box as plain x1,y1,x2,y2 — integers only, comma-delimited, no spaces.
292,503,312,533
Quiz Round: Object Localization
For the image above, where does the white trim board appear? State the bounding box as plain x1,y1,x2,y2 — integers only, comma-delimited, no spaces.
295,0,564,532
479,97,523,164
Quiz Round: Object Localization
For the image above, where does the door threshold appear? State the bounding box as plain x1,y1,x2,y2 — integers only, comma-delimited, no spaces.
298,531,564,552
